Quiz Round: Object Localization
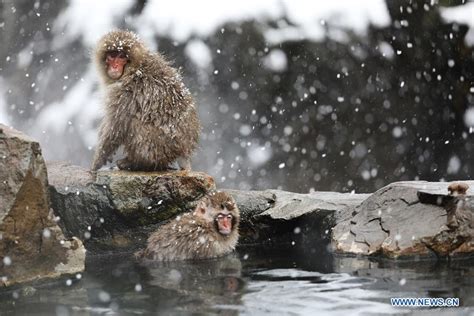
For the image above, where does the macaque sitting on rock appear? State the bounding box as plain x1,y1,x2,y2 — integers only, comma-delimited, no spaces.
91,30,200,171
136,191,240,261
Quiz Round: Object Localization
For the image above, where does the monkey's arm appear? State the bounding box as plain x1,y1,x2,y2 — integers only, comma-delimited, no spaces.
91,118,122,171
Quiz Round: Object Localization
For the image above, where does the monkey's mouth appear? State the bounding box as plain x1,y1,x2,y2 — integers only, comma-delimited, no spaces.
215,222,232,236
218,227,232,236
107,68,124,80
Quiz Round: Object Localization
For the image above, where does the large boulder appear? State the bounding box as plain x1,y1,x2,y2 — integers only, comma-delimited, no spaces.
47,162,216,253
0,124,85,286
332,181,474,258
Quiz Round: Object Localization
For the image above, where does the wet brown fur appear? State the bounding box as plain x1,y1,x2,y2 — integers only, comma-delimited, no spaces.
136,191,240,261
448,182,469,196
91,30,201,171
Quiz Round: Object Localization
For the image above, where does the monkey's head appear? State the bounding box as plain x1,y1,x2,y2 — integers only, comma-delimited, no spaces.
194,191,240,237
95,30,147,83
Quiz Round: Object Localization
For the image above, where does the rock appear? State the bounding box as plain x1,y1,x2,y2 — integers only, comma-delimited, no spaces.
226,189,369,245
47,162,125,252
418,181,474,257
47,162,216,253
332,181,474,258
96,169,215,224
261,190,369,221
0,124,85,286
224,189,275,218
47,161,94,187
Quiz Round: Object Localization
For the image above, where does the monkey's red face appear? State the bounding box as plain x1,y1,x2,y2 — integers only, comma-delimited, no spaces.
195,196,238,237
215,212,234,235
105,51,128,80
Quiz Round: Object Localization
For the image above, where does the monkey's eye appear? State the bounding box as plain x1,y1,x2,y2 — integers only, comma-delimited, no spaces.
216,213,232,221
106,51,127,59
216,214,232,221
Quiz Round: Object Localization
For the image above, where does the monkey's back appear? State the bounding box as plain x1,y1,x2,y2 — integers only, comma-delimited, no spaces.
109,55,200,170
138,213,238,261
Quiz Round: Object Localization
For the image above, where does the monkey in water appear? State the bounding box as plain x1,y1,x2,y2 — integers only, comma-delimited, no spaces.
91,30,200,171
136,191,240,261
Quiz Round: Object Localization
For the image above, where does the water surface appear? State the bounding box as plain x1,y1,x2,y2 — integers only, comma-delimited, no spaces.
1,246,473,315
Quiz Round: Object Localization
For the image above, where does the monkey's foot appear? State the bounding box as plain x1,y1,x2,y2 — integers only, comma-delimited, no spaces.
177,157,192,171
116,158,133,170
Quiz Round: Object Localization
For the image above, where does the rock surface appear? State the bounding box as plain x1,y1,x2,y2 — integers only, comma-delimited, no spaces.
332,181,474,258
47,163,369,252
226,189,369,245
45,164,474,259
96,169,215,224
0,125,85,286
48,162,216,252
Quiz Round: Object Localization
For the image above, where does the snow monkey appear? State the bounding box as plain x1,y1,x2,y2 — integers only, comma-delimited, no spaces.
91,30,200,171
136,191,240,261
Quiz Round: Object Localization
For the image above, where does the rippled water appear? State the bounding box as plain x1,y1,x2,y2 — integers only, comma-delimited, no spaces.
1,246,473,315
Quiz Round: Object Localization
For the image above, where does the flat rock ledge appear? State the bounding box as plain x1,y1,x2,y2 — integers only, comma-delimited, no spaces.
332,181,474,258
0,125,85,287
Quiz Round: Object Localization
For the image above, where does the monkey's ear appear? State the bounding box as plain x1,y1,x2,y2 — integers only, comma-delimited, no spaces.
225,201,235,210
195,199,208,215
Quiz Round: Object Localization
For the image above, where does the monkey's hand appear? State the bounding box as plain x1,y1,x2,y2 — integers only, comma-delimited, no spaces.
91,152,107,171
117,158,133,170
90,160,102,172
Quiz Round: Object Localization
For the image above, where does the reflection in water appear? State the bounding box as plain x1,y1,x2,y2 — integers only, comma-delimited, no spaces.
143,255,245,314
0,246,473,315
